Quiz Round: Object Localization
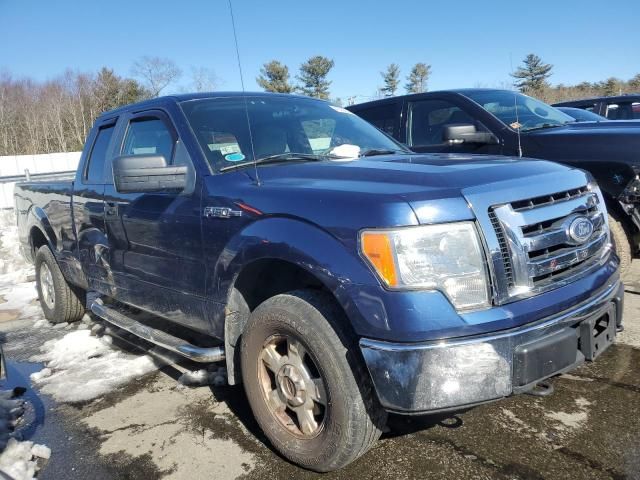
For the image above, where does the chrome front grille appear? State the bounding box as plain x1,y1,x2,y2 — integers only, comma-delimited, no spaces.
489,185,610,300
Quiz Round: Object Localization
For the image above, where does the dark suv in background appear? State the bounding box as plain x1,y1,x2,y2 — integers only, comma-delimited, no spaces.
553,95,640,121
347,89,640,279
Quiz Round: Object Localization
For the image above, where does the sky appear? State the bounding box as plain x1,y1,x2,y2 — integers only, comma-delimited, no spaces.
1,0,638,103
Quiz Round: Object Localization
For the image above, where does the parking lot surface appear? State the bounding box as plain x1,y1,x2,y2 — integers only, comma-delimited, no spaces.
2,273,640,480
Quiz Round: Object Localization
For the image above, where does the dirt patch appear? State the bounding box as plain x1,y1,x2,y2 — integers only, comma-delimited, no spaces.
81,374,256,479
0,309,20,322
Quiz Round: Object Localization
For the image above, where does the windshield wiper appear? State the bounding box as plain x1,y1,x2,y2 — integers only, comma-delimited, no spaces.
522,123,566,132
359,148,409,157
219,153,326,172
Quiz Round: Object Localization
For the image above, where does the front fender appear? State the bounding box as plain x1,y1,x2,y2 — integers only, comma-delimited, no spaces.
210,216,378,306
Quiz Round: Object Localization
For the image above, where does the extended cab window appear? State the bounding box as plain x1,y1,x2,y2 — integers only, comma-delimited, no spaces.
85,124,115,183
355,104,397,137
122,118,175,162
408,100,478,146
606,102,640,120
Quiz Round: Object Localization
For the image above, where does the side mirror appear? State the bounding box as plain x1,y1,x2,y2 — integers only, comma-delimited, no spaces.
113,155,188,193
443,124,499,145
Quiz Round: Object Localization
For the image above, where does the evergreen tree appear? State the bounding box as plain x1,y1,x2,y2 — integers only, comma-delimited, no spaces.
94,68,148,112
256,60,293,93
602,77,622,96
511,54,553,92
405,63,431,93
380,64,400,96
297,56,334,99
628,73,640,91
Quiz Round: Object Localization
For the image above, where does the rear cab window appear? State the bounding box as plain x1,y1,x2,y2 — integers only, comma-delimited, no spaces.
352,103,398,137
606,102,640,120
84,123,116,183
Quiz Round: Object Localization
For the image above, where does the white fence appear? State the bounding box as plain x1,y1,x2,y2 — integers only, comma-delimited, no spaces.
0,152,81,209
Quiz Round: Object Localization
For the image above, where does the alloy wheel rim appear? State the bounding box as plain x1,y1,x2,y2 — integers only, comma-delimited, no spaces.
39,263,55,309
258,334,328,438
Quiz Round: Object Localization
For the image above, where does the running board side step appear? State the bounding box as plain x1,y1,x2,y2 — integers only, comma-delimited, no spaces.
90,299,225,363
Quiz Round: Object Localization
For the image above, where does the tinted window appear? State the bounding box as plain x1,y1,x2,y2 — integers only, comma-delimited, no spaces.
606,102,639,120
85,125,115,183
122,118,175,161
408,100,478,146
355,104,397,137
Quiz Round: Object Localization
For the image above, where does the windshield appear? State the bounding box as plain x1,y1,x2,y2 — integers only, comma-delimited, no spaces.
180,95,407,172
462,90,574,131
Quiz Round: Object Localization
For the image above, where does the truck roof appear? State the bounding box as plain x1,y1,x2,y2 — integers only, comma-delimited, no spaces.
97,91,324,119
347,88,512,109
553,94,640,107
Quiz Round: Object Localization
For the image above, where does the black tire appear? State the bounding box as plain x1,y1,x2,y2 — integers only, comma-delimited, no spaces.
240,289,386,472
608,212,633,281
35,245,85,324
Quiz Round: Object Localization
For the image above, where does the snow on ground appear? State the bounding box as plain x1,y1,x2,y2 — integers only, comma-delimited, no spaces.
29,330,162,403
0,209,40,323
0,438,50,480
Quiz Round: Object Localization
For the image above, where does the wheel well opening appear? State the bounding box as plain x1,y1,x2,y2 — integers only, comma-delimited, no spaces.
225,259,351,386
30,227,48,255
233,259,326,312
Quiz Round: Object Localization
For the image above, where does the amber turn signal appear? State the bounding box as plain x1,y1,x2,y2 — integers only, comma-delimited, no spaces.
360,232,398,287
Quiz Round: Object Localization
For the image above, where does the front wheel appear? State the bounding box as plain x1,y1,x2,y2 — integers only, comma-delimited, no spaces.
240,290,386,472
608,212,633,281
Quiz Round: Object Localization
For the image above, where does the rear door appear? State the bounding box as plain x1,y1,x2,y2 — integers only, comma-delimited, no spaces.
351,101,402,140
103,109,209,332
406,97,501,154
73,117,117,293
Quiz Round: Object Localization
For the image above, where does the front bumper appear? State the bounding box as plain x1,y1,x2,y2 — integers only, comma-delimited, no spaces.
360,276,623,414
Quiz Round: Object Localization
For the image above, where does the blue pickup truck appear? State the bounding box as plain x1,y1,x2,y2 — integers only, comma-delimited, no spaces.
14,92,623,471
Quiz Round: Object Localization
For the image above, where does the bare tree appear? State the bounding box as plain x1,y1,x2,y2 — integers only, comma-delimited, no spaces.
131,56,182,97
190,67,218,92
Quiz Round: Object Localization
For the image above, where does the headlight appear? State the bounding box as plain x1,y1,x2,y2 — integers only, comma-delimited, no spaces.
359,222,490,310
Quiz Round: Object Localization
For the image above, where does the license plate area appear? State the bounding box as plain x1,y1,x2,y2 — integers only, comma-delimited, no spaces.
579,304,616,361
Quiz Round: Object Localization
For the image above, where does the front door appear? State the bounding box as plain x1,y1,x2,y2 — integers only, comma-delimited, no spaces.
406,98,502,155
102,111,209,332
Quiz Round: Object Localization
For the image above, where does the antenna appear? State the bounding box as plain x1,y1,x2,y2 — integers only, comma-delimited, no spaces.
510,53,523,158
227,0,260,185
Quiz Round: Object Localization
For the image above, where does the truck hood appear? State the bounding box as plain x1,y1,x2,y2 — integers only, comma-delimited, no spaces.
523,121,640,196
252,153,577,226
526,121,640,155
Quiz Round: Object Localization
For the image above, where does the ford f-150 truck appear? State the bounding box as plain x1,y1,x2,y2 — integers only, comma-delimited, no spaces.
347,89,640,279
15,92,623,472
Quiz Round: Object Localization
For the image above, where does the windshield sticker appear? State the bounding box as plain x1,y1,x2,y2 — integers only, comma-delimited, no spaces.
510,121,522,129
225,152,246,162
330,105,354,115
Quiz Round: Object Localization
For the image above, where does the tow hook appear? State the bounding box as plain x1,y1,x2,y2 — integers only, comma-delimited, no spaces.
525,380,555,397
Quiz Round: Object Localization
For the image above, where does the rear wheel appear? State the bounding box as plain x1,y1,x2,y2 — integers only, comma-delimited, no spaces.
240,290,386,472
608,212,633,281
35,245,85,324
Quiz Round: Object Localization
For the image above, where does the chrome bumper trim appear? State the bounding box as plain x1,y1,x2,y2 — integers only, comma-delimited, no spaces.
360,277,623,413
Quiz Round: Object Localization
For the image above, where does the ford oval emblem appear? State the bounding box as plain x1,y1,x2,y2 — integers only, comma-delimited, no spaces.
568,216,594,244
